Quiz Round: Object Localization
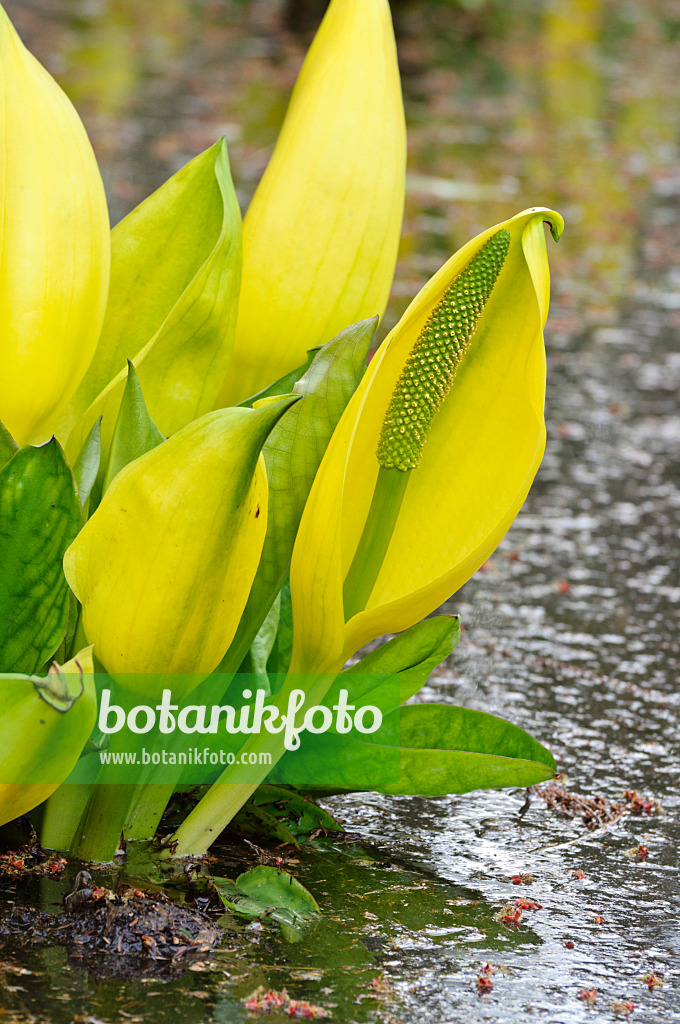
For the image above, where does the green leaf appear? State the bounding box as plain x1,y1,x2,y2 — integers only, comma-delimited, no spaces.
103,361,164,492
64,137,242,462
0,421,19,470
230,802,301,849
327,615,461,716
238,348,322,409
236,865,318,912
220,318,377,672
0,441,82,674
71,416,101,510
239,593,281,688
267,583,293,678
213,865,318,933
249,784,343,837
271,703,556,795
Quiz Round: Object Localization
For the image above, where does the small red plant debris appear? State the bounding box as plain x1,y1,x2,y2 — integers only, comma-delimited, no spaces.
496,903,523,928
476,963,494,994
370,974,392,997
0,854,25,874
515,898,542,911
243,986,329,1018
243,986,290,1012
571,869,586,880
611,999,634,1016
642,972,663,990
556,579,571,593
287,999,329,1019
624,790,659,816
637,845,649,860
580,989,598,1006
0,849,67,878
564,941,575,949
509,872,535,885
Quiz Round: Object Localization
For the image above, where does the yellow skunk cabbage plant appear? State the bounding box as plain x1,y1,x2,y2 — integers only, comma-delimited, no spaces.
0,0,561,865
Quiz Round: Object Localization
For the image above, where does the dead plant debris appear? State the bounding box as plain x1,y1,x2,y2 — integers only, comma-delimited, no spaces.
534,782,625,830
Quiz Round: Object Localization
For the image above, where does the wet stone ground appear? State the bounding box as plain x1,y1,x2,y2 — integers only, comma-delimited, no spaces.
1,0,679,1021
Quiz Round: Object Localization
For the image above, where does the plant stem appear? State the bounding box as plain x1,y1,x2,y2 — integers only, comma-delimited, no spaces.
166,674,332,858
40,783,93,852
342,465,410,621
72,783,136,861
124,783,177,841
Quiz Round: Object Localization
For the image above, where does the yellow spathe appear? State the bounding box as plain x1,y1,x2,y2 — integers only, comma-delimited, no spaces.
63,402,295,683
0,5,110,446
289,208,563,674
219,0,405,406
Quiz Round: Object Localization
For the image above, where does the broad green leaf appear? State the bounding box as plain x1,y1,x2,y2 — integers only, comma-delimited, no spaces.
213,865,318,933
220,319,376,672
326,614,461,716
0,421,19,469
236,865,318,914
71,416,101,510
103,361,164,492
64,138,242,462
0,440,82,674
272,703,556,795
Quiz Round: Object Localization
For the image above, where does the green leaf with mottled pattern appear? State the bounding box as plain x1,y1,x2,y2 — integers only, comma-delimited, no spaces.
0,440,82,673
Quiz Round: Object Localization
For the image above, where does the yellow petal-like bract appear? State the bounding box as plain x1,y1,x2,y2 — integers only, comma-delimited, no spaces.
64,400,296,684
289,208,563,674
0,5,110,446
219,0,406,407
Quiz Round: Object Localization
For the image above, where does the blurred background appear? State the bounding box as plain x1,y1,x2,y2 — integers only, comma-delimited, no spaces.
6,0,680,337
3,2,680,1021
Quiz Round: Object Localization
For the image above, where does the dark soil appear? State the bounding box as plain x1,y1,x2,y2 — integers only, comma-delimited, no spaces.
0,872,221,978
